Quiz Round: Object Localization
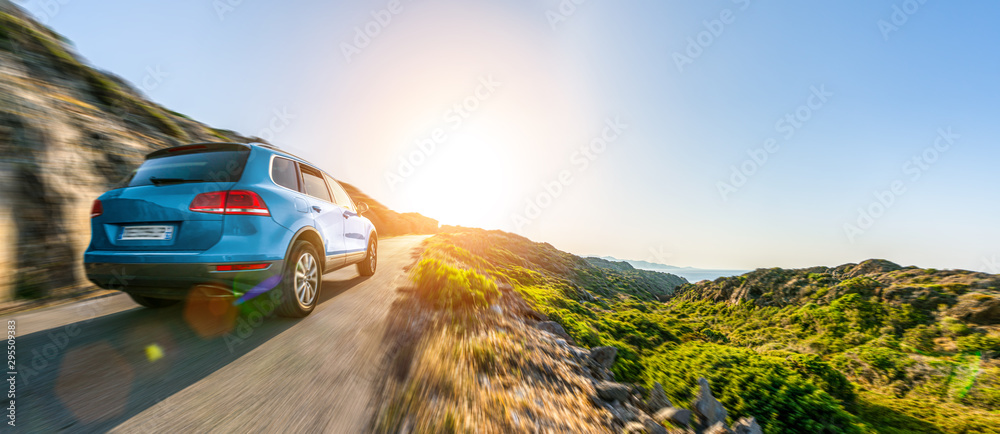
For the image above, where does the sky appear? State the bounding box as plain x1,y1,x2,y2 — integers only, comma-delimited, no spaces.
22,0,1000,272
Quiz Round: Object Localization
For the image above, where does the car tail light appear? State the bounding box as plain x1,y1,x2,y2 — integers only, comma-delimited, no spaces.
215,263,270,272
90,199,103,218
189,191,227,214
224,191,270,216
189,190,270,216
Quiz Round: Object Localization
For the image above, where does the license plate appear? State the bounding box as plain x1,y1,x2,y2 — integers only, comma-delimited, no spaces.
120,225,174,241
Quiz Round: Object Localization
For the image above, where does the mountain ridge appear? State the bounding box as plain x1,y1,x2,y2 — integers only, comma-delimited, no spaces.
588,255,749,283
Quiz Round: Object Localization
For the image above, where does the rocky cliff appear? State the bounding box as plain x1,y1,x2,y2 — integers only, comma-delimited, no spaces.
671,259,1000,325
0,1,435,302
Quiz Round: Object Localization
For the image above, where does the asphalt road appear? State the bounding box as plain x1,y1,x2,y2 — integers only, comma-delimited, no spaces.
5,235,427,433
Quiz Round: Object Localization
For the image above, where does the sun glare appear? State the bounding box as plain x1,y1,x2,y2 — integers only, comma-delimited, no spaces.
395,127,513,229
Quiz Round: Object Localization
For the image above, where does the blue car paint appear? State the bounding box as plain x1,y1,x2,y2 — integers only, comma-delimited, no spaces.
84,143,377,298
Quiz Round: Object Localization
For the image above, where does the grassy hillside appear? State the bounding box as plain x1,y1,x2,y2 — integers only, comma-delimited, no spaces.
399,228,1000,433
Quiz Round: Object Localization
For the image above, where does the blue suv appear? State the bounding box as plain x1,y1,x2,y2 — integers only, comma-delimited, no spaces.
84,142,378,317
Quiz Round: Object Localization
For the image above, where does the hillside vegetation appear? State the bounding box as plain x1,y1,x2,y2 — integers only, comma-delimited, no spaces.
385,228,1000,433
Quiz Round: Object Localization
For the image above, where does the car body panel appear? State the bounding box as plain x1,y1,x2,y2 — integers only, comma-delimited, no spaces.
84,143,378,299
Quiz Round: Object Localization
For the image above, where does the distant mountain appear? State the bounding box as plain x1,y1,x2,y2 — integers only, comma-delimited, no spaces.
590,256,749,282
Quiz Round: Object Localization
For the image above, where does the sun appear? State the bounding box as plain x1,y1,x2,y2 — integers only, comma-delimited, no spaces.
392,127,514,229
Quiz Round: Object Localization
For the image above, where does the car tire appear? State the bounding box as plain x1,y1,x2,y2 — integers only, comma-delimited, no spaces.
357,236,377,277
275,240,322,318
128,293,180,308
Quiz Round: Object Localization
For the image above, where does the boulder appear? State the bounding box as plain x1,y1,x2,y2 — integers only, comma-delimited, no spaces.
640,415,668,434
693,378,727,429
595,381,631,402
704,421,733,434
653,407,692,428
647,382,672,412
950,293,1000,325
536,321,573,342
731,417,763,434
623,422,647,434
590,346,617,369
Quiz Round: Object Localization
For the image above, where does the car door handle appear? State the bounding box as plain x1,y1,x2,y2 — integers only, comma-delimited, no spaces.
343,210,356,219
312,206,322,213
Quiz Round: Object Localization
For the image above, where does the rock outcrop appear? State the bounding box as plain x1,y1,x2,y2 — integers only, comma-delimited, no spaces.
693,378,728,430
561,330,761,433
672,259,1000,325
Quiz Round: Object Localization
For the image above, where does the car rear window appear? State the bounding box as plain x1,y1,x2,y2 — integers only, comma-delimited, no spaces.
127,145,250,187
271,157,299,191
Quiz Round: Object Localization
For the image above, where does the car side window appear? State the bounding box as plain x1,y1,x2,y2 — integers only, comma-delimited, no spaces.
300,165,333,203
271,157,299,191
324,173,355,211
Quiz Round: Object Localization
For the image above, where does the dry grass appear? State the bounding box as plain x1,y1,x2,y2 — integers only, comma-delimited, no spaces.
372,236,614,433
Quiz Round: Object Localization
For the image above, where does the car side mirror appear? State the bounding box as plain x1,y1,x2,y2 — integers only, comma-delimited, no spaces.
356,202,370,214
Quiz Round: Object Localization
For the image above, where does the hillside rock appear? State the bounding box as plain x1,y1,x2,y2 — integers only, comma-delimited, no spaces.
647,382,673,412
590,346,617,369
704,422,732,434
949,293,1000,325
595,381,631,402
536,321,573,343
694,378,727,430
731,417,763,434
838,259,903,278
641,415,668,434
672,258,1000,322
653,407,692,428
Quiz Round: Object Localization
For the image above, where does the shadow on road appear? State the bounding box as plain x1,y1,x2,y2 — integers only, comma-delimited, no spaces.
16,273,369,432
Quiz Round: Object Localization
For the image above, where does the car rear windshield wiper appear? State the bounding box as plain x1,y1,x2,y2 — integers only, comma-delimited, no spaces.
149,177,206,185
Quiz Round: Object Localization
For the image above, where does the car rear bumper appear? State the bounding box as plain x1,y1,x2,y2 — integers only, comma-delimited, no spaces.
84,260,282,300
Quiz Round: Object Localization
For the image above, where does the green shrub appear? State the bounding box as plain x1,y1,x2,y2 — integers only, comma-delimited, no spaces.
644,342,864,433
956,334,1000,353
902,325,937,353
413,258,499,310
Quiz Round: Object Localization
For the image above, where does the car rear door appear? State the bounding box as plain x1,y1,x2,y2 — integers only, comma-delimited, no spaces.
298,164,348,271
325,173,368,263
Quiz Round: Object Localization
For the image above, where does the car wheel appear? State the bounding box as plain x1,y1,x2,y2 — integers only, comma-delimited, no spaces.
276,240,322,318
357,236,377,277
128,293,180,308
